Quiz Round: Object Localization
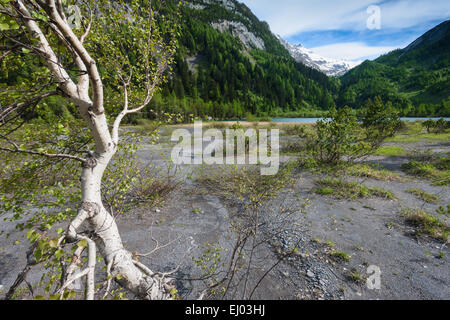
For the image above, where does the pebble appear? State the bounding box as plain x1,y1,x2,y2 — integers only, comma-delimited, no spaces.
307,270,315,278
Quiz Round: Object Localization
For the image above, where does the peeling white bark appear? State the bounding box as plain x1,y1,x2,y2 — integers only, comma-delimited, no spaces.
75,158,174,300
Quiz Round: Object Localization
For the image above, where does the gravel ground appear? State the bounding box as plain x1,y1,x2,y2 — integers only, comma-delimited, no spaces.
0,127,449,300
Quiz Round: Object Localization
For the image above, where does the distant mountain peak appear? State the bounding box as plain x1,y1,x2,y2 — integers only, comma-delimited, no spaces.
277,35,360,77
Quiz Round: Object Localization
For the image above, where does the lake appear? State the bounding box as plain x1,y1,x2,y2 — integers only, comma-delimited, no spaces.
272,117,450,123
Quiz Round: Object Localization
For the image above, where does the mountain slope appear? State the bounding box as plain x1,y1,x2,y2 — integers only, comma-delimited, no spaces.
339,20,450,116
278,36,359,77
148,0,339,119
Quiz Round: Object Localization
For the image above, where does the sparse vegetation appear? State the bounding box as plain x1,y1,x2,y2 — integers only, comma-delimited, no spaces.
374,146,407,157
283,124,313,137
330,250,351,262
386,222,396,229
0,0,449,302
315,187,335,196
437,252,446,259
436,205,450,217
401,208,449,243
345,268,365,283
325,240,336,248
313,178,396,200
346,163,401,181
406,188,439,203
281,140,306,155
402,157,450,186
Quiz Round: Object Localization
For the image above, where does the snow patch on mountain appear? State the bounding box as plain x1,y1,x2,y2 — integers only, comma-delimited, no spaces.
277,36,360,77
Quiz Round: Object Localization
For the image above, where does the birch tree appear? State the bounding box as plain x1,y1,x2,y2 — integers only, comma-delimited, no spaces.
0,0,179,300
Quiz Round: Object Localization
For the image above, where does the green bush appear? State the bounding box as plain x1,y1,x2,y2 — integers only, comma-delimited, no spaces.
422,118,450,134
359,96,401,151
308,106,362,164
308,97,401,165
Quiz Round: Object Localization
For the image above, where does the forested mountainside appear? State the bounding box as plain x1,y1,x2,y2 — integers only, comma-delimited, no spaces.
149,0,339,120
1,0,448,121
339,20,450,117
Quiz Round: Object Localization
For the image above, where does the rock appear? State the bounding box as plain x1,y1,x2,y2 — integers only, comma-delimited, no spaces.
211,20,265,50
307,270,315,278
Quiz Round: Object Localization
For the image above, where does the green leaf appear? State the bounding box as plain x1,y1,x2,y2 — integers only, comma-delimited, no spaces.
49,239,59,248
55,249,64,259
34,248,42,261
26,229,35,240
77,239,88,248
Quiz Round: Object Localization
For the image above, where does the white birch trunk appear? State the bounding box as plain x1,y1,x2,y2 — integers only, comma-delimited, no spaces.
75,151,174,300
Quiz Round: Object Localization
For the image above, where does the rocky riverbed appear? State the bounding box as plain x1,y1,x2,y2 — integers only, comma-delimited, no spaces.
0,124,449,300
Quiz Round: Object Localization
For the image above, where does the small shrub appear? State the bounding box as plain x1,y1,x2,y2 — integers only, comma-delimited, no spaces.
309,97,400,165
359,97,401,151
422,118,450,134
309,106,362,164
345,269,365,283
330,250,351,262
230,122,244,130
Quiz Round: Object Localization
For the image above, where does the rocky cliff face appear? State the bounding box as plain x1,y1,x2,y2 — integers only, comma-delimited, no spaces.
188,0,357,76
211,20,266,50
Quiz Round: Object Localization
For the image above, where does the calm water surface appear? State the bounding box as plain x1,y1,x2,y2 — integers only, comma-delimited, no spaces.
272,117,450,123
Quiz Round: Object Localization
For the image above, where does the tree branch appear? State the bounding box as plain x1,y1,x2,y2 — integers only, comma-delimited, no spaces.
0,144,87,164
11,1,79,99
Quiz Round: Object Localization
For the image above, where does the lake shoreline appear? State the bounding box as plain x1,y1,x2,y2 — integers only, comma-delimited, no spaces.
169,117,450,128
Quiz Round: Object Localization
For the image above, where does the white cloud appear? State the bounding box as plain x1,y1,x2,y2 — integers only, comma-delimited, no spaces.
241,0,450,37
378,1,450,29
242,0,371,36
309,42,401,61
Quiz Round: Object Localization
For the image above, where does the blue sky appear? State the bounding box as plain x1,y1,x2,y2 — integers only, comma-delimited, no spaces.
240,0,450,62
